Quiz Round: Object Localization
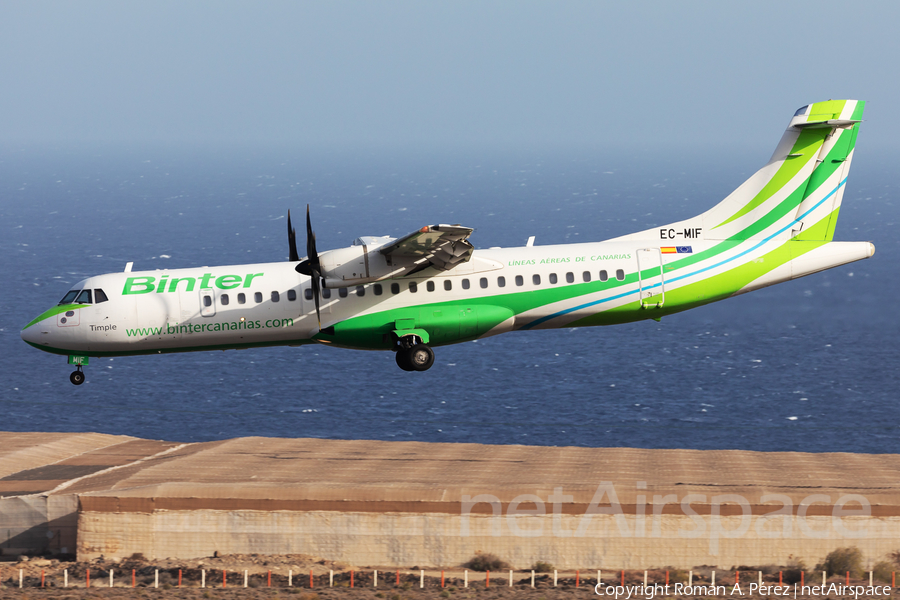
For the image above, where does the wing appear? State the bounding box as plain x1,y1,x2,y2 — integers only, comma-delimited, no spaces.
379,224,474,272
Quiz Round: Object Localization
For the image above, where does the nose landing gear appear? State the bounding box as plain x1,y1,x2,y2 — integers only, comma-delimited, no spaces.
67,355,88,385
69,367,85,385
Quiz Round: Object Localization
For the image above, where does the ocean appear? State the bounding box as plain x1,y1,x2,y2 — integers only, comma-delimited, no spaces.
2,142,897,453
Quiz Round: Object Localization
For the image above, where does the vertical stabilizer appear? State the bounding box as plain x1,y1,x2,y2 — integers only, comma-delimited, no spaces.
609,100,864,243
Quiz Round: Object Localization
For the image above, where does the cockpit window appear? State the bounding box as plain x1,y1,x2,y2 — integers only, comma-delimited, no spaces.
95,289,109,303
75,289,93,304
59,290,80,304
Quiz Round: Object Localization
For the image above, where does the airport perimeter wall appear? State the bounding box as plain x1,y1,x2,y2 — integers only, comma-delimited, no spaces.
75,495,900,570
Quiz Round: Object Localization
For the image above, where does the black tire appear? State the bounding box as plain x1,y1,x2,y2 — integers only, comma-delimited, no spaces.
70,371,85,385
395,348,414,371
408,344,435,371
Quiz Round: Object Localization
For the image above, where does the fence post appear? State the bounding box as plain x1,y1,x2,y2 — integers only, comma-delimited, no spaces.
329,570,333,587
465,569,468,588
155,569,158,589
486,570,490,588
64,569,68,588
511,569,515,587
19,569,22,588
351,571,354,588
532,570,535,588
244,570,248,588
87,569,90,589
375,570,378,588
132,569,136,588
223,569,227,589
420,570,424,588
268,570,271,588
555,570,558,587
644,571,647,586
178,569,181,588
110,569,113,588
201,569,205,588
689,571,692,586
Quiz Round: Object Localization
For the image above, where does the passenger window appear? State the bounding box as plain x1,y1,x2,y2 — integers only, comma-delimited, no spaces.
462,279,470,290
374,284,383,296
60,290,80,304
566,272,574,283
238,293,246,304
427,281,435,292
599,270,609,282
391,283,400,294
203,296,212,307
497,276,506,287
616,269,625,281
287,289,297,301
444,280,452,291
339,287,349,298
356,286,365,297
75,289,92,304
409,282,418,293
480,277,488,289
254,292,263,303
271,291,280,302
515,275,524,286
322,288,332,299
304,288,313,300
533,274,541,285
549,273,558,284
582,271,591,282
221,294,229,306
94,289,109,303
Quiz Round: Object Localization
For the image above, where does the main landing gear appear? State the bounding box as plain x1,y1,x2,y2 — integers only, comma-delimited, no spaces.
69,366,85,385
394,336,435,372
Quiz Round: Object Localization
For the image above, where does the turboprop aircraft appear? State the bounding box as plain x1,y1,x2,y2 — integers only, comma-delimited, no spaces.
22,100,875,384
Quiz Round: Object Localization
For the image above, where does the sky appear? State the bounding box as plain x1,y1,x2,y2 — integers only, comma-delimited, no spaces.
2,1,900,151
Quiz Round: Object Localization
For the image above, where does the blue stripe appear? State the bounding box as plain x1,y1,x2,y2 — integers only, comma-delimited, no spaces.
520,178,847,330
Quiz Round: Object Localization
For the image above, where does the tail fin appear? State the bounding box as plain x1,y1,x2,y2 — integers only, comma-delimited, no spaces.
612,100,864,243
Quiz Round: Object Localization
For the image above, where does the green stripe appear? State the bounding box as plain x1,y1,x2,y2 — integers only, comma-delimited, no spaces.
22,304,85,330
713,128,829,229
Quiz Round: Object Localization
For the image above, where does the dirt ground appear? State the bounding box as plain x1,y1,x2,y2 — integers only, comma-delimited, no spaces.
0,555,895,599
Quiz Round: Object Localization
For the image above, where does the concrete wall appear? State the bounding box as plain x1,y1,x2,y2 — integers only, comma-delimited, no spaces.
0,495,78,557
77,509,900,570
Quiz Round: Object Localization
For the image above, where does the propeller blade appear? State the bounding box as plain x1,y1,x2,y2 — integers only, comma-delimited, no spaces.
293,204,322,329
287,210,300,262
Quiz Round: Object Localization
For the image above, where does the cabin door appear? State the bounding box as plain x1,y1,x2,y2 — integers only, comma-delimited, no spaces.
636,248,665,309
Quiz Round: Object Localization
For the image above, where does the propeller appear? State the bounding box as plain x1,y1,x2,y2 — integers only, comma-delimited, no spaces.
295,205,322,329
287,209,300,262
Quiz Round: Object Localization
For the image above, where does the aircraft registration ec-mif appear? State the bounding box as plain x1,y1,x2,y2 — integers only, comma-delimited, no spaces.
22,100,875,384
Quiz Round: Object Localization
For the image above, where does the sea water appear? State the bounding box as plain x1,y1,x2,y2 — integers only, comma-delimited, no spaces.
1,143,897,453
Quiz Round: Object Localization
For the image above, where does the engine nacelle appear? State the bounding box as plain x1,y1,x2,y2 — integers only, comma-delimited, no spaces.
318,236,400,288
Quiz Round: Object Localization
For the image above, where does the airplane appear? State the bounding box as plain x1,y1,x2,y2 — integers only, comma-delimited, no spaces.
22,100,875,385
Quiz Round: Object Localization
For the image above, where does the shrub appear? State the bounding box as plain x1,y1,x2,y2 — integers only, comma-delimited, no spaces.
465,553,511,572
890,550,900,568
872,561,893,584
820,547,864,578
783,559,807,584
532,562,554,573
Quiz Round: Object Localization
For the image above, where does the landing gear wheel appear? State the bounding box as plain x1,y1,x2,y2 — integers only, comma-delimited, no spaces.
69,370,85,385
395,348,415,371
408,344,435,372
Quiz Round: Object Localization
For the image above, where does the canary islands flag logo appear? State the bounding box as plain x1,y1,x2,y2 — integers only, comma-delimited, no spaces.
661,246,692,254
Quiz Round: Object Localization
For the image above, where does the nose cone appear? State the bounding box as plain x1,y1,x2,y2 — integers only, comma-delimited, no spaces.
21,322,41,346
